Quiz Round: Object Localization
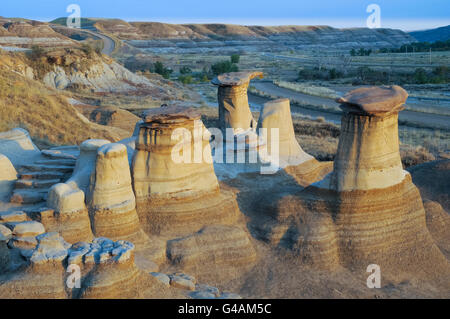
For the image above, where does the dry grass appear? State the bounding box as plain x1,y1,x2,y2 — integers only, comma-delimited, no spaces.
273,80,339,99
0,52,128,146
199,106,440,168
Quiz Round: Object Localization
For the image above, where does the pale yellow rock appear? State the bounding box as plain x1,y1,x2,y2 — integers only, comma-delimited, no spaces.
87,143,147,244
0,154,17,201
48,183,85,214
132,106,240,236
257,98,314,168
212,71,263,132
328,87,408,191
46,139,110,243
133,107,219,199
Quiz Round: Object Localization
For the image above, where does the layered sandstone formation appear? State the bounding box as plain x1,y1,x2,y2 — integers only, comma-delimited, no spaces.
0,154,17,201
258,86,450,278
257,98,315,168
166,225,257,283
87,143,147,244
132,106,240,236
212,71,263,133
69,237,141,299
46,139,110,243
0,232,70,299
0,232,145,299
329,85,408,191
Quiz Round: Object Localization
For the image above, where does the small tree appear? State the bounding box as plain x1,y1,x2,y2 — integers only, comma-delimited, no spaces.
28,45,45,61
211,61,238,76
180,66,192,74
154,61,173,79
230,54,240,64
414,68,428,84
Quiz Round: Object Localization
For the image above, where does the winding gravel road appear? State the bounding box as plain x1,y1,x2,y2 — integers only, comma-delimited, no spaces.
251,82,450,130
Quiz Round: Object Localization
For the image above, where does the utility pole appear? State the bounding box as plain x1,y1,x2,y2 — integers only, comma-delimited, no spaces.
429,48,432,64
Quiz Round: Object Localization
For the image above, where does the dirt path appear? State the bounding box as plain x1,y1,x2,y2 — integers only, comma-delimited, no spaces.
251,82,450,130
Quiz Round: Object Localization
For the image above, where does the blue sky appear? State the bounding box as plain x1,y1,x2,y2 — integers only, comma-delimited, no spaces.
1,0,449,31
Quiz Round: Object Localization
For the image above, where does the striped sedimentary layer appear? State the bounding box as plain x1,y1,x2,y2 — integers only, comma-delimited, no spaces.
137,188,240,236
87,143,147,244
283,158,333,187
35,207,93,244
424,200,450,258
0,232,70,299
166,225,257,283
69,238,141,299
259,174,449,278
132,107,240,236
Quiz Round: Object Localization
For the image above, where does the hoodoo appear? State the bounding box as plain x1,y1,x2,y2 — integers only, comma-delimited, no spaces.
329,85,407,191
260,86,450,279
132,106,240,236
212,71,263,133
46,139,110,243
255,98,332,184
87,143,147,244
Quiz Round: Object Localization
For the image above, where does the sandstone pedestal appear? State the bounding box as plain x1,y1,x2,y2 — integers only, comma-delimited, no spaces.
132,106,240,236
87,143,147,244
256,98,332,182
0,232,70,299
260,86,450,279
212,71,263,133
46,139,110,243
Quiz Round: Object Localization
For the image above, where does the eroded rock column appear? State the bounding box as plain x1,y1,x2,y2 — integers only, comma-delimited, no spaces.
212,71,263,133
132,106,240,236
257,98,314,167
329,85,407,191
46,139,110,243
87,143,147,244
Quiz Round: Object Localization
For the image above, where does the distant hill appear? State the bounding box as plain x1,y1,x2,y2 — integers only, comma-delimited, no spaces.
49,18,414,50
409,25,450,42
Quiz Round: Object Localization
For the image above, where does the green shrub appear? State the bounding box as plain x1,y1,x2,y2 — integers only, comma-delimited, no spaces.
154,61,173,79
211,60,238,76
180,66,192,74
414,68,428,84
178,75,193,84
230,54,240,64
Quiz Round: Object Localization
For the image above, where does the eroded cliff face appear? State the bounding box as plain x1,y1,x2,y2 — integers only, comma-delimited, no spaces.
33,49,154,92
120,23,415,50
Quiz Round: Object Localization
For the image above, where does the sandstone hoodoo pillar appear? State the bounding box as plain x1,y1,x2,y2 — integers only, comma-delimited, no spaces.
212,71,263,133
87,143,148,244
330,85,407,191
261,86,450,277
257,98,314,167
132,106,240,236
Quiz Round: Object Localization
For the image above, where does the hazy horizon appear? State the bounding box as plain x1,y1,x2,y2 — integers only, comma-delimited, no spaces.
1,0,449,32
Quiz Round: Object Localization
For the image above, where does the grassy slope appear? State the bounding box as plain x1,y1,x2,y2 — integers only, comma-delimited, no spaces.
0,52,128,148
